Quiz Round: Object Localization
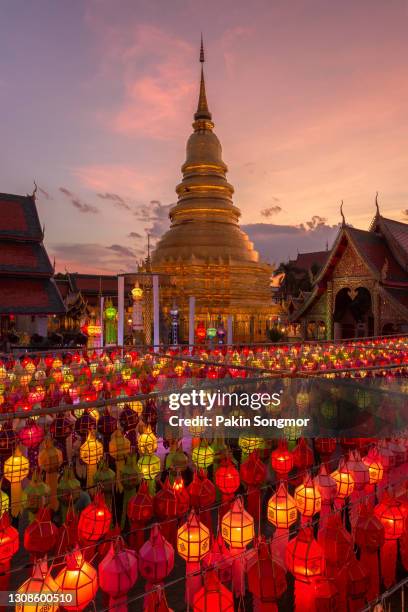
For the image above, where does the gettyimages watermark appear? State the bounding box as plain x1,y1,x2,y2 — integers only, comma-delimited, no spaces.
168,389,284,411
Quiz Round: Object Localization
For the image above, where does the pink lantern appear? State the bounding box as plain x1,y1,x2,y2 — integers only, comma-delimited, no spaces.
139,524,174,593
99,538,138,611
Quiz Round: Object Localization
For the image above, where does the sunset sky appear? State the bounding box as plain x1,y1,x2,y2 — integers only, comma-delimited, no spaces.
1,1,407,273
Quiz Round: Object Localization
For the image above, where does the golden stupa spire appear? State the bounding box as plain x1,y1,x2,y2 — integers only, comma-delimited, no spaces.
194,35,212,124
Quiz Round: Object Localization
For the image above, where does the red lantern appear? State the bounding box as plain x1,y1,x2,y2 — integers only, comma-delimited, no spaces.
339,556,369,612
98,537,138,611
78,492,111,543
55,548,98,612
154,477,178,546
173,475,190,517
318,513,353,578
139,524,174,591
202,533,233,584
314,437,336,462
374,492,405,588
18,420,44,449
0,513,18,591
271,439,293,479
286,527,325,610
247,540,287,610
193,570,234,612
188,470,216,530
240,450,266,523
215,457,240,505
24,507,59,560
355,503,384,601
127,480,153,551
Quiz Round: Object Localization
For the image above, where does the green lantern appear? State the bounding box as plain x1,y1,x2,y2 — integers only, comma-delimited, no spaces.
192,440,214,469
23,469,51,523
137,454,161,494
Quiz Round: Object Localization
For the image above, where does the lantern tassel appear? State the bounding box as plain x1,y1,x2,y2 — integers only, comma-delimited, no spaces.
361,549,380,601
186,561,202,607
87,463,97,489
231,548,246,597
380,540,397,588
10,482,22,518
247,485,260,526
108,594,128,612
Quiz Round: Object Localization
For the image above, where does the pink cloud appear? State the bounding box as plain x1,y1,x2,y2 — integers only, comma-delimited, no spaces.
72,163,156,198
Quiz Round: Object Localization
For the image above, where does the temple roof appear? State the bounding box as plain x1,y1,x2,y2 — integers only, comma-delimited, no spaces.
289,250,329,270
0,241,53,276
0,278,65,314
0,192,43,241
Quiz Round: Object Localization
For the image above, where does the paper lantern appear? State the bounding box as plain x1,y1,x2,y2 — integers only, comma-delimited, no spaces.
4,445,30,517
127,480,153,550
238,435,263,457
271,439,294,479
295,473,322,517
78,492,111,543
202,533,233,584
38,437,63,511
317,513,353,574
23,469,50,518
137,454,161,481
346,450,370,490
109,428,130,493
314,437,337,460
286,527,325,581
0,488,9,518
292,438,314,470
139,524,175,585
267,482,297,529
138,424,158,455
331,461,355,499
247,540,287,606
215,457,240,501
18,421,44,449
79,430,103,488
15,559,60,612
24,507,58,558
221,497,254,549
192,440,214,469
188,470,216,530
341,557,369,612
193,570,234,612
313,463,337,504
55,548,98,612
177,511,210,562
362,448,384,484
355,503,384,601
154,477,178,546
0,512,19,571
98,538,138,610
374,492,405,588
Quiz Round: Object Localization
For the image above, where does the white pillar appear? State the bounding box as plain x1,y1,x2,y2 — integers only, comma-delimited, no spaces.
117,275,125,346
189,296,196,353
99,296,104,348
153,274,160,350
227,315,233,346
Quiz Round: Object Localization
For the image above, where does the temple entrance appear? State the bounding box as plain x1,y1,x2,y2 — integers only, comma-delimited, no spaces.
333,287,373,339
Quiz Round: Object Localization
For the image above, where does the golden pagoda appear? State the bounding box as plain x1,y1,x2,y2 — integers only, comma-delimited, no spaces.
150,39,275,342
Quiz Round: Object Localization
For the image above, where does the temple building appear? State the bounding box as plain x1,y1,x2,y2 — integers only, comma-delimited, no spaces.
0,190,65,344
291,203,408,339
148,42,277,342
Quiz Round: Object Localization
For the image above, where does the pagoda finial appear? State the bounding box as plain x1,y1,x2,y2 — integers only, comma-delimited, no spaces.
375,191,380,216
194,35,212,122
340,200,346,226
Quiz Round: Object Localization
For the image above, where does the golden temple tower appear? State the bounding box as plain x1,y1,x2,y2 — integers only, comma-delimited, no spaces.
150,39,275,342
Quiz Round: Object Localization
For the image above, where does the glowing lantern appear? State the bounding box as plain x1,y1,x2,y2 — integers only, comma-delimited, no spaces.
221,497,254,549
38,437,63,511
374,492,405,588
79,430,103,488
215,457,240,502
188,470,216,530
271,439,294,479
238,435,263,458
318,513,353,577
202,533,233,584
331,461,355,499
139,524,174,593
131,283,143,300
355,503,384,601
196,322,207,343
240,450,267,523
137,454,161,494
0,488,9,517
4,445,30,517
193,570,234,612
286,527,325,580
154,477,178,546
267,482,297,529
24,507,59,559
292,438,314,471
18,421,44,449
98,538,138,611
15,559,60,612
313,463,337,505
295,473,322,517
138,424,158,455
78,491,111,544
55,548,98,612
177,511,210,562
127,480,153,551
0,512,19,576
192,440,214,469
362,448,384,484
346,449,370,490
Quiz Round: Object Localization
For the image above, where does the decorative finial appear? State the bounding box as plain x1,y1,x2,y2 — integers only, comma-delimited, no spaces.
147,233,151,259
194,35,212,123
200,33,205,63
32,180,38,199
340,200,346,226
375,191,380,216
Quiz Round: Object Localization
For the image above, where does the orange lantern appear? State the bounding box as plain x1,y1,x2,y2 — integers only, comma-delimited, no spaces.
4,445,29,517
271,439,293,479
295,473,322,517
374,492,405,588
15,559,60,612
78,491,111,543
362,448,384,485
286,527,325,581
193,570,234,612
267,482,297,529
331,460,355,500
55,548,98,611
177,510,210,563
221,497,254,549
215,457,240,503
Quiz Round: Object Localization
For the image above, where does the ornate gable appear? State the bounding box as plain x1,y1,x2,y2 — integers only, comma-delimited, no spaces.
332,240,371,279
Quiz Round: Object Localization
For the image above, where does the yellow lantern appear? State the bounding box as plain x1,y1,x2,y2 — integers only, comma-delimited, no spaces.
131,283,143,300
109,429,130,492
138,425,158,455
267,482,298,529
192,440,214,469
0,486,10,517
295,473,322,517
331,462,355,499
177,511,210,563
221,497,254,549
80,431,103,488
38,438,63,511
4,446,29,517
15,559,60,612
